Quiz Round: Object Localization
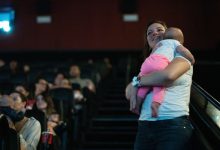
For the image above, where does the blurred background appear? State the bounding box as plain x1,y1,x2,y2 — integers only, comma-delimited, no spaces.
0,0,220,51
0,0,220,150
0,0,219,98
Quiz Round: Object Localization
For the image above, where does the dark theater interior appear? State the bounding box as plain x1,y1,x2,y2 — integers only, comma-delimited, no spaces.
0,0,220,150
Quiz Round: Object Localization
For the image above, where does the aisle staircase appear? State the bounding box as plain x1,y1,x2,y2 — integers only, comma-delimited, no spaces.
79,78,138,150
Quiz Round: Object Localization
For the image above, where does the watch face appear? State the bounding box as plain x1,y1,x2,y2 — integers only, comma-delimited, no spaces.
132,76,139,87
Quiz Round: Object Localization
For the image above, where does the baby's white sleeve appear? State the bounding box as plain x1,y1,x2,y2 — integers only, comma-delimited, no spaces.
175,52,192,66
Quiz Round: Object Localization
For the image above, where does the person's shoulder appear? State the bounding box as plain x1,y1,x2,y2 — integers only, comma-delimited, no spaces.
161,39,179,43
29,116,37,120
162,39,181,48
28,117,41,126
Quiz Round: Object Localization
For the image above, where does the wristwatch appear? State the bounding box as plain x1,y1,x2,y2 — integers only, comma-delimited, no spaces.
132,76,141,87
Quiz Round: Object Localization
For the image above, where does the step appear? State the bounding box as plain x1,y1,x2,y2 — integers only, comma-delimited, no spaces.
91,116,138,129
80,141,133,149
105,89,125,94
101,100,129,107
103,93,126,99
90,125,137,132
92,115,138,121
98,107,131,115
83,131,136,143
98,107,130,111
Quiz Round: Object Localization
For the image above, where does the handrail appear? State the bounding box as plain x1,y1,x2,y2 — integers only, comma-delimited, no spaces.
192,81,220,110
191,81,220,129
190,81,220,149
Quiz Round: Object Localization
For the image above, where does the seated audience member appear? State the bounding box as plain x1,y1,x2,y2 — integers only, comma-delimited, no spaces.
69,65,97,118
14,84,35,110
25,103,47,132
0,95,20,150
47,113,61,134
26,91,65,150
51,73,72,89
102,57,113,78
48,113,66,140
69,65,96,93
34,78,50,97
0,58,5,69
26,91,56,131
14,84,31,99
23,64,30,74
60,79,72,89
9,60,20,75
5,91,41,150
51,73,65,89
82,59,101,85
39,112,63,150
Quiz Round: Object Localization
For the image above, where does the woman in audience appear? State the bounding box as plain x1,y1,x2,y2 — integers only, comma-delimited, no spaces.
35,92,55,117
26,90,64,149
14,84,35,110
34,78,50,97
51,73,72,89
51,73,65,89
26,91,56,130
9,91,41,150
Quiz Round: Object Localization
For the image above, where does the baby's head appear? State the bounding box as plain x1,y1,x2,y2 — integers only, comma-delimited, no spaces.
163,27,184,44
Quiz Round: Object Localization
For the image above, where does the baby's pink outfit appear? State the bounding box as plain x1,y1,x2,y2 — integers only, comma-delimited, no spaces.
137,39,180,103
137,54,169,103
